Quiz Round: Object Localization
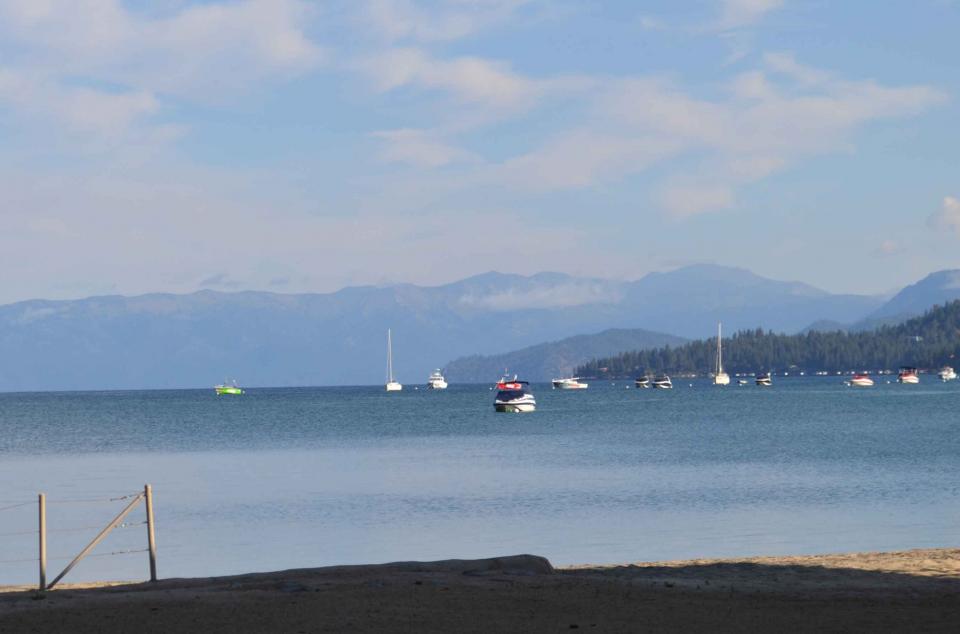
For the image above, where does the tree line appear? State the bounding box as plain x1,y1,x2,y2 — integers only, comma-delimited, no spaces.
575,301,960,377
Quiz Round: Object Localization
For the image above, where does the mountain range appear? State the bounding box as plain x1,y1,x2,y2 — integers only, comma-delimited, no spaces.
1,265,958,391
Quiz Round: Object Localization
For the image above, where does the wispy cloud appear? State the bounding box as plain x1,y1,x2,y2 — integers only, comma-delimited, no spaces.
458,281,622,311
873,240,905,257
357,47,543,111
0,0,323,142
929,196,960,237
715,0,784,30
360,0,535,42
442,54,946,216
372,128,479,167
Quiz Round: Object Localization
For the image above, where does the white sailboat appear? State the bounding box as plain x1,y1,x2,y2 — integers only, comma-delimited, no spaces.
714,322,730,386
385,328,402,392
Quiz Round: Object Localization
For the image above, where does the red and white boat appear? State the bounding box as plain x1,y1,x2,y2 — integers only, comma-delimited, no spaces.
897,367,920,384
849,374,874,387
494,376,536,412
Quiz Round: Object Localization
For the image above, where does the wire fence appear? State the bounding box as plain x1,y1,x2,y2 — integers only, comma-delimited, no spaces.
0,486,158,590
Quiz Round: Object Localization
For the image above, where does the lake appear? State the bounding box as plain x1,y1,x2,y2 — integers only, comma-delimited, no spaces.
1,378,958,585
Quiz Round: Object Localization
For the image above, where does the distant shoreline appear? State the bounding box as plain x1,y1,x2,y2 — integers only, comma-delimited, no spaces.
3,548,958,632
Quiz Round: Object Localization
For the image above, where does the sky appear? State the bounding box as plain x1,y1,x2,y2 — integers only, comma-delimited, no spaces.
0,0,958,304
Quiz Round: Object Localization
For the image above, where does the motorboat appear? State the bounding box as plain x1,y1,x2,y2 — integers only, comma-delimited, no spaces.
737,379,749,386
652,375,673,389
755,372,773,387
215,380,243,395
849,374,874,387
939,366,958,381
714,322,730,386
427,369,448,390
494,376,536,412
552,377,588,390
635,376,651,388
897,367,920,384
385,328,403,391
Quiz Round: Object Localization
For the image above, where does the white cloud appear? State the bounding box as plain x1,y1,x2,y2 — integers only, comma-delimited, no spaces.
361,0,534,42
929,196,960,237
0,0,323,140
873,240,905,257
516,57,943,215
358,47,542,111
716,0,784,30
372,128,479,167
458,282,622,311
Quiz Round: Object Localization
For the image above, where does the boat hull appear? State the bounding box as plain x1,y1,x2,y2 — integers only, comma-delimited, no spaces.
215,387,243,395
386,382,403,392
494,402,536,413
427,381,448,390
898,375,919,384
714,373,730,386
850,378,874,387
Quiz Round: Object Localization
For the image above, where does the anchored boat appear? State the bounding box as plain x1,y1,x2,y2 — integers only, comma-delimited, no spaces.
714,322,730,386
652,375,673,389
552,377,588,390
635,376,651,388
215,381,243,395
939,366,957,382
897,367,920,384
385,328,403,392
755,372,773,387
849,374,874,387
494,376,536,413
427,369,448,390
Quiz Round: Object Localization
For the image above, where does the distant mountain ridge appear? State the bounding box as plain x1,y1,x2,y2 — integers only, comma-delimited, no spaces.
444,328,687,383
804,269,960,333
0,263,945,391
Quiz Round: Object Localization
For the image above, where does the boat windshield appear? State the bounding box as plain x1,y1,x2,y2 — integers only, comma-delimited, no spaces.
496,390,526,400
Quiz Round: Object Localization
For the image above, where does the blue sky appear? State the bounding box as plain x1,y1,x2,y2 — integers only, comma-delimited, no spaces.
0,0,958,304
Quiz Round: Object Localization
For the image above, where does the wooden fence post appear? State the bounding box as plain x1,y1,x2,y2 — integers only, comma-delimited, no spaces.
38,493,46,592
144,484,157,582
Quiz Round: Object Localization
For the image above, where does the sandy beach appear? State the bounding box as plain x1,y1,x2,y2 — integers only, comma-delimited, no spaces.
1,548,957,632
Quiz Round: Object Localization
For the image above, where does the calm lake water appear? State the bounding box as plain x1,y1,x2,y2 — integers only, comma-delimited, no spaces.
2,378,959,585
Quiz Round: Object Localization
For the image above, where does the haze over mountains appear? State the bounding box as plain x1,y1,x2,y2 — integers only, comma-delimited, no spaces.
1,265,958,391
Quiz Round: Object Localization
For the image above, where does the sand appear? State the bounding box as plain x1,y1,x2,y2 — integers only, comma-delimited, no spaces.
1,548,958,632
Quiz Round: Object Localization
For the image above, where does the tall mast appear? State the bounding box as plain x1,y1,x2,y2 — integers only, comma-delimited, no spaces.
387,328,394,383
717,322,723,374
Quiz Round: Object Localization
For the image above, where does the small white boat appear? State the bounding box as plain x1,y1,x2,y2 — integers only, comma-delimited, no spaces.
714,322,730,386
849,373,874,387
755,372,772,387
552,377,588,390
494,376,536,412
939,366,957,382
635,376,651,388
427,369,448,390
385,328,403,392
652,375,673,389
897,367,920,384
737,379,749,386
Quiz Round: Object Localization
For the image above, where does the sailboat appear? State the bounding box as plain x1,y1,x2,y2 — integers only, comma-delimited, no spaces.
714,322,730,386
385,328,403,392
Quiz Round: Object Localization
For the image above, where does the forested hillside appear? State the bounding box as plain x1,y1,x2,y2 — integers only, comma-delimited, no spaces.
576,301,960,377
